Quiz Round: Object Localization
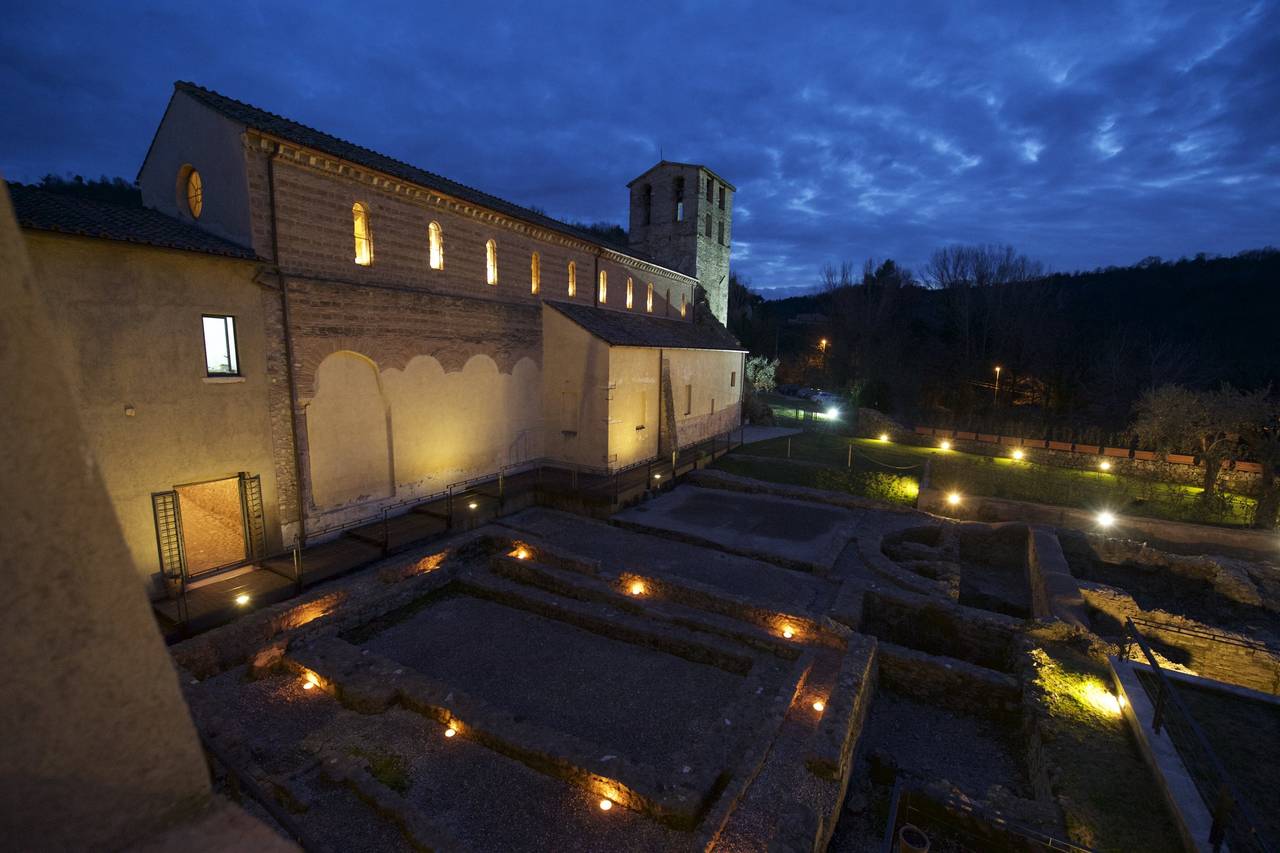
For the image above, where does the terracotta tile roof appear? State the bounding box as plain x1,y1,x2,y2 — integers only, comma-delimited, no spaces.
549,301,744,351
8,183,258,260
173,82,655,264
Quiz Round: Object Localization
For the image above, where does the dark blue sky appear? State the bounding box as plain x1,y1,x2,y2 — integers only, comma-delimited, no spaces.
3,1,1277,296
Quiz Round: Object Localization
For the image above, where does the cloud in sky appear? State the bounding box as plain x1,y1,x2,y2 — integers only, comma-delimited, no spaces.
2,0,1277,295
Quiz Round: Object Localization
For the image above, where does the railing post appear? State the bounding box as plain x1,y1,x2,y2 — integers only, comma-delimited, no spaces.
1153,679,1166,734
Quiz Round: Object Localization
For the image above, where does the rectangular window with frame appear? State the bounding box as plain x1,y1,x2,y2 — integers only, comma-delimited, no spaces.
202,315,239,376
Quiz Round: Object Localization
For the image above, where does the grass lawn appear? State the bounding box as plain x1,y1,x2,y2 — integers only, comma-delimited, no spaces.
712,455,919,507
1028,645,1184,852
733,431,1256,527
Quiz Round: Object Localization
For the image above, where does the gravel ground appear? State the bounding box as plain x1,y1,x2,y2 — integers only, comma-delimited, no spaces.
499,507,829,611
359,594,746,764
858,690,1030,797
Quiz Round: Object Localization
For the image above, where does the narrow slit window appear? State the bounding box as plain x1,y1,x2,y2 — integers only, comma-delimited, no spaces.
626,277,633,309
428,221,444,270
680,293,687,318
531,252,541,294
568,261,577,296
642,184,652,225
598,269,607,303
646,282,653,313
352,202,373,266
705,213,712,238
731,371,737,387
707,178,714,202
719,185,726,210
674,176,685,221
202,315,239,376
486,239,498,285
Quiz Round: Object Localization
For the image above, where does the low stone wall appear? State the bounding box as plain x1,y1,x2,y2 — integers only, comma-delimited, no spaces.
877,641,1022,722
859,588,1023,673
919,486,1276,561
1025,526,1090,629
686,466,919,515
1080,582,1280,695
1066,532,1276,613
806,635,878,780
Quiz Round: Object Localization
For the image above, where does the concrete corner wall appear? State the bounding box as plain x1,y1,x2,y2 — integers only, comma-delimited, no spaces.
0,182,212,849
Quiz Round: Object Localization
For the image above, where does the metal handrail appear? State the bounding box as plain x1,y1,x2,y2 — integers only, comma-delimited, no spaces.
1129,615,1277,655
1122,618,1272,852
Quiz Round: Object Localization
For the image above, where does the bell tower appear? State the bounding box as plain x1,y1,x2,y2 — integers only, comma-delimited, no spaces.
627,161,734,325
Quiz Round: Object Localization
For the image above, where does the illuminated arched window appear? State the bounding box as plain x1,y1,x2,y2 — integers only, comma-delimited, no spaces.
598,269,608,303
646,282,653,313
353,203,373,266
568,261,577,296
680,292,687,318
186,169,203,218
428,221,444,270
530,252,541,294
486,239,498,285
626,277,633,309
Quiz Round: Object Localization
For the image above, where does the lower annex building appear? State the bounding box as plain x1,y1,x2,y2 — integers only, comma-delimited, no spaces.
9,81,745,599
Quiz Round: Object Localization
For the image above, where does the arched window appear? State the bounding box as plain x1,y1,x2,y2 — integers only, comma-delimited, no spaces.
185,169,203,218
530,252,541,294
428,221,444,270
486,239,498,285
352,203,373,266
646,282,654,313
598,269,608,303
568,261,577,296
626,277,633,310
680,293,687,318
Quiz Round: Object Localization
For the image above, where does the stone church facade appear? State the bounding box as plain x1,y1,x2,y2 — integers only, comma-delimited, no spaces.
10,82,744,595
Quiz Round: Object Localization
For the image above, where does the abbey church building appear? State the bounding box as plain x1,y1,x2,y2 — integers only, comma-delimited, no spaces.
10,82,744,605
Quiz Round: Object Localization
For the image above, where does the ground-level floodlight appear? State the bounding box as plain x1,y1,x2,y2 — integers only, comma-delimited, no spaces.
1097,511,1116,528
1012,449,1025,461
879,432,890,442
939,440,952,451
812,700,825,713
445,726,457,738
782,626,795,639
468,501,478,510
1099,460,1112,471
947,492,962,507
826,407,840,419
235,593,251,606
629,581,645,596
598,799,613,812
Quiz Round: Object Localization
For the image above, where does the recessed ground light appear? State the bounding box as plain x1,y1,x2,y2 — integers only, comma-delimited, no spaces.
235,593,251,606
302,681,315,691
1012,449,1024,461
1099,460,1112,471
444,726,457,738
812,700,825,712
629,581,645,596
513,548,530,560
598,798,613,811
947,492,962,507
653,473,661,480
782,626,795,639
879,433,890,442
1097,511,1115,528
939,440,952,451
468,501,478,510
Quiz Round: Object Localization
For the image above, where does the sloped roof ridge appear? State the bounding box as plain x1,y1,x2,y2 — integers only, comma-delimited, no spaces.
173,81,660,263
